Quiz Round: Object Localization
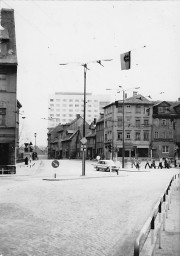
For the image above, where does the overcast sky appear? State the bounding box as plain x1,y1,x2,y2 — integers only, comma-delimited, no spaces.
1,0,180,147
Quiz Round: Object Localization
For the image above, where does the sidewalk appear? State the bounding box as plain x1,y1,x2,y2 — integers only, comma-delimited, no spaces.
155,177,180,256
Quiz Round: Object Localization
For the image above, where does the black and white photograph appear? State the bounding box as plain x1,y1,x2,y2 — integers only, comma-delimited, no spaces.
0,0,180,255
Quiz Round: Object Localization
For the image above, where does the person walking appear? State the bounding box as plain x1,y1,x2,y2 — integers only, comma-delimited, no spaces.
145,159,150,169
131,157,136,168
151,159,156,169
158,157,163,169
24,157,28,166
136,158,140,170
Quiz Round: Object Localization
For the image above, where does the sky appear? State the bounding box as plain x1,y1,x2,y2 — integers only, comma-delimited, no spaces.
1,0,180,147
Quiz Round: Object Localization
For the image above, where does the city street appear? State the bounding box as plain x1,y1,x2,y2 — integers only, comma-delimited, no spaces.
0,159,179,256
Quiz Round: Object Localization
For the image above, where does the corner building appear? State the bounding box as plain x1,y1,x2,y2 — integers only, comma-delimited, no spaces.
104,94,153,160
0,9,18,173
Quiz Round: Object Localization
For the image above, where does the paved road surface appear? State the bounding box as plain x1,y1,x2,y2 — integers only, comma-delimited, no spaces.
0,160,179,256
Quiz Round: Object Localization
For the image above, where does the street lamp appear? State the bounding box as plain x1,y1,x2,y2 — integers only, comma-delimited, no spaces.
34,133,37,152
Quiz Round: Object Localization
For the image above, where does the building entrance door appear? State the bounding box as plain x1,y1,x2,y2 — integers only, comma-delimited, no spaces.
0,143,9,165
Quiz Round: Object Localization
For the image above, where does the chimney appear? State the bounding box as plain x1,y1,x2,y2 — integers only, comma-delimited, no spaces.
76,114,80,119
133,91,137,97
125,93,127,99
178,98,180,102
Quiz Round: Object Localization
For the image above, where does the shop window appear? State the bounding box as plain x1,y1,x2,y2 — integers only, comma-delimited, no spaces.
0,108,6,125
0,74,7,91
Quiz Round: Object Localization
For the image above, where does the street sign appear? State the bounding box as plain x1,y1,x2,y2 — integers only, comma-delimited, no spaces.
52,160,59,168
80,137,87,145
81,144,87,151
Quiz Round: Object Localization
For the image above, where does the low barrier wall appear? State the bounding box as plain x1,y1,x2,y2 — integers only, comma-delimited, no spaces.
134,173,180,256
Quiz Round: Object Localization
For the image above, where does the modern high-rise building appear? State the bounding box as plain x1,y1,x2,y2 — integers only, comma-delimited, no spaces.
48,92,111,128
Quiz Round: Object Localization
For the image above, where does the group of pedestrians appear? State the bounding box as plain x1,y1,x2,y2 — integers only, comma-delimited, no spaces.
144,157,172,169
131,157,174,170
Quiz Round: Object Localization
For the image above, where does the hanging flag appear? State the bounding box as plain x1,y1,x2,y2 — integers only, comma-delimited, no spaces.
120,51,131,70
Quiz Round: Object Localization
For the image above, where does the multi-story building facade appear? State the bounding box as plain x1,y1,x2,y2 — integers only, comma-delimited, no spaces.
152,100,180,159
103,94,153,160
48,92,110,128
96,114,104,159
0,9,19,174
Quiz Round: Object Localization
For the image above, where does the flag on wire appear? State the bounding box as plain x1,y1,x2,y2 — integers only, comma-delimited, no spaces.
120,51,131,70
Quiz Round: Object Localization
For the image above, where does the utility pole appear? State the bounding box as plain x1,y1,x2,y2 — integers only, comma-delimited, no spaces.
122,90,125,168
59,58,112,175
82,64,87,176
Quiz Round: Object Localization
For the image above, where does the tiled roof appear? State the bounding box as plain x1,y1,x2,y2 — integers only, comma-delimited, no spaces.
124,94,152,104
61,130,78,142
0,9,17,64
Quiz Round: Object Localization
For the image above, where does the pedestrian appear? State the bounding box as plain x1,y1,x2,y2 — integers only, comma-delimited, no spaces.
158,158,163,169
131,157,135,168
164,158,168,168
96,155,100,162
151,159,156,169
136,158,140,170
24,157,28,166
145,159,150,169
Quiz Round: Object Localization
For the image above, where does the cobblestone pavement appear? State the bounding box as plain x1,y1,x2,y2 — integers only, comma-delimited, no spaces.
0,160,179,256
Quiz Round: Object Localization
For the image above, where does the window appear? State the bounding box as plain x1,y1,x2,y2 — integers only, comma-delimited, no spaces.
126,132,131,139
0,74,7,91
117,118,123,127
63,114,66,117
62,104,66,107
144,119,149,126
143,131,149,141
159,107,164,113
56,104,60,107
144,107,150,116
118,106,122,113
136,105,141,113
154,131,159,139
69,99,73,102
117,132,122,140
69,114,73,117
168,130,173,138
63,99,67,102
135,132,141,140
50,104,54,107
136,120,140,127
75,104,79,107
162,119,166,126
162,131,166,139
0,108,6,125
50,99,54,102
69,104,73,107
162,146,169,153
56,114,60,117
75,99,79,102
126,105,131,111
56,99,60,102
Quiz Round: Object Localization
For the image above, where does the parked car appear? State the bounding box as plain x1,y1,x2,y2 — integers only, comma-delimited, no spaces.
94,160,120,173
